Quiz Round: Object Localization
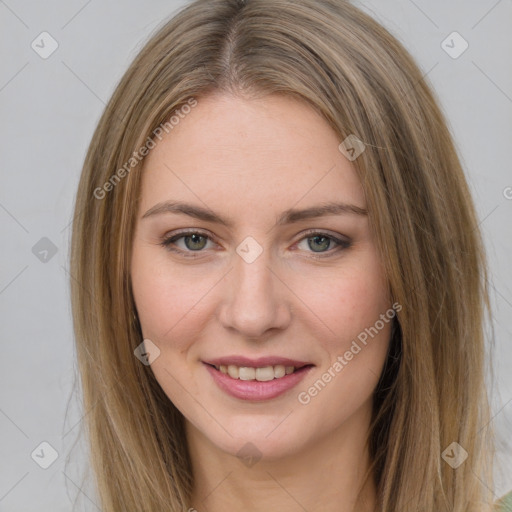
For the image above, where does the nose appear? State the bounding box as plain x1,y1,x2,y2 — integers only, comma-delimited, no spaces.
217,246,292,340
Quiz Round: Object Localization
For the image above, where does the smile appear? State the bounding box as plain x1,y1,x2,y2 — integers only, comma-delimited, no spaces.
203,361,314,401
213,364,301,381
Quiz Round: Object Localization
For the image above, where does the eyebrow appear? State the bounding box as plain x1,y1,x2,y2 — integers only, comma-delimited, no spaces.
141,200,367,226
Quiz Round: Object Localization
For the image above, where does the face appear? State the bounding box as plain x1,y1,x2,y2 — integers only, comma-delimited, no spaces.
130,92,393,461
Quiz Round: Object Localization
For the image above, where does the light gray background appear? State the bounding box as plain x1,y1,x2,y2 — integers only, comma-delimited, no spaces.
1,0,511,510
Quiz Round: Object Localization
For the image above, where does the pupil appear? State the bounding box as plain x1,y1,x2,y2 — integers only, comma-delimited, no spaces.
185,234,206,251
309,236,329,252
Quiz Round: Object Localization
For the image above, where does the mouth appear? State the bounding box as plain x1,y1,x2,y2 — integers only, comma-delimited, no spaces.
203,359,315,401
205,362,313,381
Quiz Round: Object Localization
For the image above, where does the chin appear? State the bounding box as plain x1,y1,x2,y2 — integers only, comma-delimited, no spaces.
193,412,314,462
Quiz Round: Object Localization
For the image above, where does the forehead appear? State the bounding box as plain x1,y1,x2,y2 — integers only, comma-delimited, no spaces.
139,93,366,216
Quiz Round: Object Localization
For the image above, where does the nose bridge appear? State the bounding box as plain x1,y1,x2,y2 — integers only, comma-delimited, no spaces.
219,240,290,338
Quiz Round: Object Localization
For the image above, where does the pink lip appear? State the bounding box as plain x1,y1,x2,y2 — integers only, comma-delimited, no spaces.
203,362,314,401
204,356,311,368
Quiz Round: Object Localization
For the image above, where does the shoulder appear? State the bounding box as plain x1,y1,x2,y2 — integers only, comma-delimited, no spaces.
495,490,512,511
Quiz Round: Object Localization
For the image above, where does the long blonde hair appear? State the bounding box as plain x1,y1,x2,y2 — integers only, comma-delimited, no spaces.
69,0,494,510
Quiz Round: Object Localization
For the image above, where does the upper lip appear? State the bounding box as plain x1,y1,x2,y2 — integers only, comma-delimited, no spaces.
204,356,313,368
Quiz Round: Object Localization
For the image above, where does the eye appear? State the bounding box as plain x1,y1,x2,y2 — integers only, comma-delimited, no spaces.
293,230,351,258
159,229,351,259
160,230,215,257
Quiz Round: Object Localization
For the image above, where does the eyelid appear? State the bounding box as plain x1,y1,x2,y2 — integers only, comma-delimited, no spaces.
296,228,351,245
291,229,351,259
159,228,218,258
159,228,351,258
162,227,214,242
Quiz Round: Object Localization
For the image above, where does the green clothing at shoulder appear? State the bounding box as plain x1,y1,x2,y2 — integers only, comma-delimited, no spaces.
495,490,512,511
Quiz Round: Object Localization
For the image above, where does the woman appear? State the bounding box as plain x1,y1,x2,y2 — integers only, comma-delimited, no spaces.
69,0,511,510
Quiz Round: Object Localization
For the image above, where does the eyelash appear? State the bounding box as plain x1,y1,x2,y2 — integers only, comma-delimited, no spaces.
159,229,351,259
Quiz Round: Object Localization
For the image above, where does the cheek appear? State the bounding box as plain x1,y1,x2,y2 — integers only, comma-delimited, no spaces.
291,256,390,345
131,247,186,343
296,271,392,423
330,276,389,341
131,246,220,352
291,250,392,398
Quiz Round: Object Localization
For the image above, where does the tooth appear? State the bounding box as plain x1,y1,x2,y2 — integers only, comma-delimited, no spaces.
227,365,239,379
274,365,286,378
218,364,299,380
256,366,275,381
239,367,256,380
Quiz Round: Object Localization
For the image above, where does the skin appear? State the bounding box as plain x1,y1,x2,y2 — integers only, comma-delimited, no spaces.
131,92,393,512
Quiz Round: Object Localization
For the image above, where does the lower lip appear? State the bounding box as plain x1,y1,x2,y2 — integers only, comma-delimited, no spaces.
204,363,313,401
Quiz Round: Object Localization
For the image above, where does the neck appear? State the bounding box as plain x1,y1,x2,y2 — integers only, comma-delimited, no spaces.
186,400,377,512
